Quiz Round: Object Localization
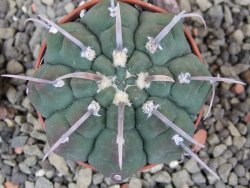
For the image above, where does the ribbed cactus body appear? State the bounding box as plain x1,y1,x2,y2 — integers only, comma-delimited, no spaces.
27,0,211,180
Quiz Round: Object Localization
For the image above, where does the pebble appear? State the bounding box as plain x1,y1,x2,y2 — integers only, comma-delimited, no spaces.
224,136,232,146
207,134,220,145
213,144,227,157
24,156,37,166
172,170,193,187
169,160,179,169
228,121,241,136
228,172,238,186
93,173,104,185
0,28,15,39
4,181,18,188
6,85,17,104
68,183,77,188
218,163,233,182
35,169,45,177
231,84,245,95
25,181,35,188
64,2,75,13
149,164,164,173
23,145,43,157
184,158,200,174
224,5,233,24
10,136,28,147
76,168,92,188
11,172,27,185
151,171,171,184
0,172,4,184
196,0,212,11
179,0,191,12
242,24,250,37
232,29,244,43
191,172,206,184
48,153,69,175
6,60,24,74
30,131,47,142
19,163,31,174
35,177,53,188
234,164,246,177
233,136,246,149
128,177,142,188
41,0,54,6
234,0,250,6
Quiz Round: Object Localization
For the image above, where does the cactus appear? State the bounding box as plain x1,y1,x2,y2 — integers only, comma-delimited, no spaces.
2,0,245,182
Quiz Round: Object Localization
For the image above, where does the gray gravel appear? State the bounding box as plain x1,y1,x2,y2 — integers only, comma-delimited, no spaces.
0,0,249,187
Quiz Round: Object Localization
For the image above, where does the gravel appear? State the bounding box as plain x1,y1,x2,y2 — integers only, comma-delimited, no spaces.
0,0,249,187
48,153,69,175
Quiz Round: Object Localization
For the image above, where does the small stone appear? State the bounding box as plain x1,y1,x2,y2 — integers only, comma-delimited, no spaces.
64,2,74,13
35,177,53,188
4,181,18,188
76,168,92,188
0,28,15,39
6,60,24,74
3,160,16,167
224,5,233,24
224,136,232,146
0,172,5,184
93,173,104,185
6,86,17,104
179,0,191,12
172,170,193,187
244,112,250,123
234,0,250,6
218,163,233,182
24,156,37,166
231,84,245,94
41,0,54,6
213,144,227,157
242,43,250,50
152,171,171,184
48,153,69,175
35,169,45,177
228,121,241,136
232,29,244,43
196,0,212,11
242,24,250,37
14,147,23,154
23,145,43,157
169,160,179,169
191,173,206,184
30,131,47,142
149,164,164,173
207,134,220,145
11,172,27,184
228,172,238,186
19,163,31,174
68,183,77,188
25,181,34,188
128,177,142,188
184,158,200,174
233,136,246,149
11,136,28,147
234,64,250,75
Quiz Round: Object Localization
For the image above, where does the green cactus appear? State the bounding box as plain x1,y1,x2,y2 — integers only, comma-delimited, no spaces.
2,0,245,182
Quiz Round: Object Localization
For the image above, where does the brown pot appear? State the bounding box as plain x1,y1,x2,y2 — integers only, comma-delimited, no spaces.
35,0,207,172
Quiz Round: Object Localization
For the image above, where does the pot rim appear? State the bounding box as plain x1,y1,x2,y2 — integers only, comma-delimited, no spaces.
35,0,207,172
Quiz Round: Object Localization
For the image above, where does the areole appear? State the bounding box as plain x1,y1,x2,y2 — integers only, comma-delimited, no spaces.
34,0,207,172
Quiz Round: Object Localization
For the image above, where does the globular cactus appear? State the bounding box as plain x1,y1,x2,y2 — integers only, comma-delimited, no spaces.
2,0,245,182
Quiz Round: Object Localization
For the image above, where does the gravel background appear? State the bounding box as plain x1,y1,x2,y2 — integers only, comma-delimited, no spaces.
0,0,249,188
